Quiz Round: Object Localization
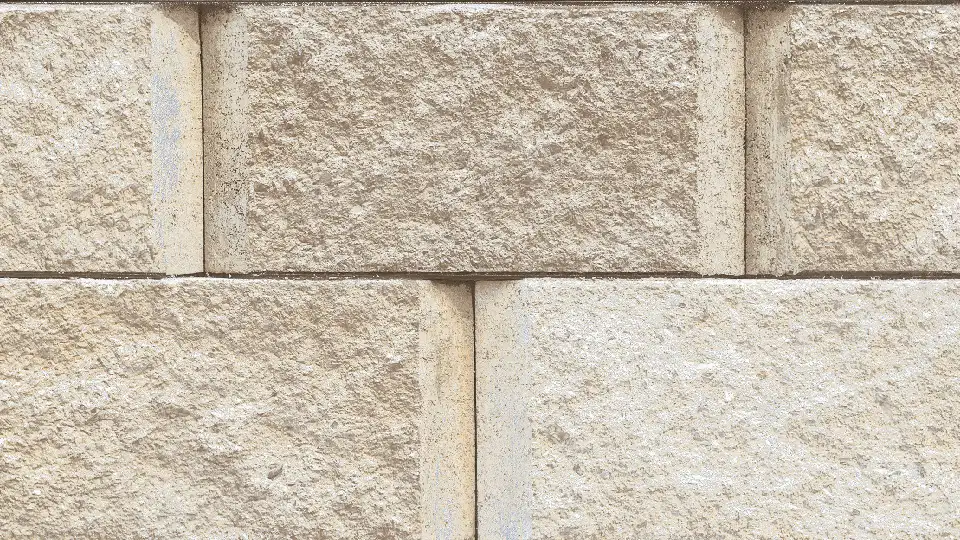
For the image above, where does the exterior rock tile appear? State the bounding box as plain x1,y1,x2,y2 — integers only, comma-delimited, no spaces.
203,4,744,274
0,6,203,274
746,6,960,275
0,278,474,538
477,279,960,538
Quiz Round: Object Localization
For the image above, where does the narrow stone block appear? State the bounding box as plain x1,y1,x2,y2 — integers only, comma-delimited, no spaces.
0,278,474,538
0,6,203,274
747,6,960,275
477,279,960,537
203,4,744,274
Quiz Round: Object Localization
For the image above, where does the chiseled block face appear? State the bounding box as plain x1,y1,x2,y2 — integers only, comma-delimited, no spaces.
0,6,202,274
477,279,960,538
203,4,744,274
0,279,474,538
747,6,960,275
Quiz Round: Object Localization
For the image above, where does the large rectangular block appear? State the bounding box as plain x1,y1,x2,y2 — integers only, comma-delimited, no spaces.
477,279,960,538
203,5,744,274
0,278,474,538
746,6,960,275
0,6,202,274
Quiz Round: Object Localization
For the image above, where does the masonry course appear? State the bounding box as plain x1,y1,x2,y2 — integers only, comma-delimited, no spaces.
0,5,203,275
0,278,474,538
477,279,960,538
203,4,744,275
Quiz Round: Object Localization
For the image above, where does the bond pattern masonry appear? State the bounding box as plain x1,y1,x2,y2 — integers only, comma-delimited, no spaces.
0,3,958,538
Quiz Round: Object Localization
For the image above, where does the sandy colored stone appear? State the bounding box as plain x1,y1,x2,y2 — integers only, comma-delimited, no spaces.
0,5,202,274
0,278,474,538
746,6,960,275
477,279,960,538
203,4,744,274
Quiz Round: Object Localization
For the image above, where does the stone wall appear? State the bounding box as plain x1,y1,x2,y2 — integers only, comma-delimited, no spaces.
1,3,958,537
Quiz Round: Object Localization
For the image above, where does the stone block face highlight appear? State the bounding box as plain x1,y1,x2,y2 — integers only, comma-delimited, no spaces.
0,278,474,538
477,279,960,537
746,6,960,275
0,6,203,274
203,4,745,274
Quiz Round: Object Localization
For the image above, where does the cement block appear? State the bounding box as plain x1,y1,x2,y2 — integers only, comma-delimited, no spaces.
203,4,744,274
747,6,960,275
0,6,203,274
0,278,474,538
477,279,960,537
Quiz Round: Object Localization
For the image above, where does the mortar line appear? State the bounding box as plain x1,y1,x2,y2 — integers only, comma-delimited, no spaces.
198,5,207,274
6,271,960,281
471,282,479,540
740,6,750,273
741,3,748,278
2,1,958,5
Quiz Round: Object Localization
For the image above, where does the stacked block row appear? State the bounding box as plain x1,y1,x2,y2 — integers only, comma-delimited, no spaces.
2,3,959,538
4,278,958,536
3,4,957,274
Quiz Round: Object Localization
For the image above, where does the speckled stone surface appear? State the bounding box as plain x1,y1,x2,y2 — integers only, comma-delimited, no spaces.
747,6,960,275
203,4,744,274
477,279,960,538
0,278,474,538
0,6,202,274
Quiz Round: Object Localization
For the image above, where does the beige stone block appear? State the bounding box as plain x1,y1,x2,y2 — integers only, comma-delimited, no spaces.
0,6,202,274
203,4,744,274
0,278,474,538
746,6,960,275
477,279,960,537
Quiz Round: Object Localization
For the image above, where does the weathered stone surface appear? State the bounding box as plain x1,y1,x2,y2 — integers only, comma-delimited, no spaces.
0,6,202,274
204,4,744,274
746,6,960,275
0,278,474,538
477,279,960,538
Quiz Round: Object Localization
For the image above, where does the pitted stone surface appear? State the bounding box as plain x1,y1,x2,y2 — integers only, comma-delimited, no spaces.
203,4,744,274
0,6,202,274
0,278,474,538
477,279,960,538
746,6,960,275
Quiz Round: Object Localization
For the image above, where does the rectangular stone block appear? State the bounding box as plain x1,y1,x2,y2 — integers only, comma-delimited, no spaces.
203,4,744,274
477,279,960,538
0,278,473,538
0,6,203,274
746,6,960,275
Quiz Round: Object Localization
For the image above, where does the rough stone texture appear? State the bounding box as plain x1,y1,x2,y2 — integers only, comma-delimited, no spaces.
0,278,474,538
477,279,960,538
746,6,960,275
0,6,202,274
203,4,744,274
